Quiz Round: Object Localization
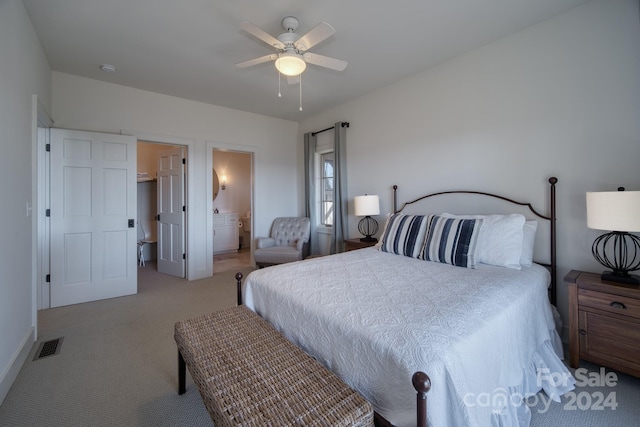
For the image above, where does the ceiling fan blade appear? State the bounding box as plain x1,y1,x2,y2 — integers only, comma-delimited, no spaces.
302,52,347,71
236,54,277,68
294,22,335,52
286,75,300,85
240,21,284,50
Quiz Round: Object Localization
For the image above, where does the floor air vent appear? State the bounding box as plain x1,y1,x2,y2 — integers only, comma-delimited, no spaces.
33,337,63,361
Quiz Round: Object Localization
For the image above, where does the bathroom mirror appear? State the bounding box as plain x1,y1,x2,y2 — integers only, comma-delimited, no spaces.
213,169,220,201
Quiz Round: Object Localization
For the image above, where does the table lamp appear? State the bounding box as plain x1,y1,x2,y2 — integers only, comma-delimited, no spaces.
586,188,640,284
354,195,380,242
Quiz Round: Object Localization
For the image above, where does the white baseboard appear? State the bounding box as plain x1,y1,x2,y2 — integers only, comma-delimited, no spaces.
0,326,35,405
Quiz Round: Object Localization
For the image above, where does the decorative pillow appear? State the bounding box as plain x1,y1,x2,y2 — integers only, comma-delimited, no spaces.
442,213,525,270
419,215,482,268
378,214,429,258
520,220,538,267
374,213,392,249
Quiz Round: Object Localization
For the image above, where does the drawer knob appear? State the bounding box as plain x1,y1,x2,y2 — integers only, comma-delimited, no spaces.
579,329,587,336
610,301,626,310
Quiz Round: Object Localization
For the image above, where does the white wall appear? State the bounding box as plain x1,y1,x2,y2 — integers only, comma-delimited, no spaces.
300,0,640,339
0,0,52,404
52,72,299,280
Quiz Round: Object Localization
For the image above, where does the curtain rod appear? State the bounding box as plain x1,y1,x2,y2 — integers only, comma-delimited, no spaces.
311,121,349,137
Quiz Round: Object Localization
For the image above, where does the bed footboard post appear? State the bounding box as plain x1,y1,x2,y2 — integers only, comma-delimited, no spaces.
412,371,431,427
236,272,243,305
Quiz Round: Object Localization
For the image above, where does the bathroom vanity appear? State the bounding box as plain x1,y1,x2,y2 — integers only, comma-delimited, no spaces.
213,212,240,254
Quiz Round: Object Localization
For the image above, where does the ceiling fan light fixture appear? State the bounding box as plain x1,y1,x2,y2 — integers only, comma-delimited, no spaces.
275,52,306,76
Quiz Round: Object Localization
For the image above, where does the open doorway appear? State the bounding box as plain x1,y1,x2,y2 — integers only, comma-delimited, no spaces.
137,141,186,277
212,149,253,273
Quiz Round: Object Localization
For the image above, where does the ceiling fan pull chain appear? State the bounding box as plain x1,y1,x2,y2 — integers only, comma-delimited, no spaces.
299,73,303,111
278,69,282,98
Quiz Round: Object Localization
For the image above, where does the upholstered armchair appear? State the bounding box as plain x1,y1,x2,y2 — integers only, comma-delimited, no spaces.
254,217,311,268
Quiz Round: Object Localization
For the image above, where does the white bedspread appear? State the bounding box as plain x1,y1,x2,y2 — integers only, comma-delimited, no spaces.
244,248,574,427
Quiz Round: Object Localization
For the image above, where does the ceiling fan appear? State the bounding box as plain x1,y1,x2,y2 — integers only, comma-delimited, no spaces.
236,16,348,79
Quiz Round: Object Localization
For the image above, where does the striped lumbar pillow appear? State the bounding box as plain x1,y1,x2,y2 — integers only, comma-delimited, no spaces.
420,214,482,268
379,214,429,258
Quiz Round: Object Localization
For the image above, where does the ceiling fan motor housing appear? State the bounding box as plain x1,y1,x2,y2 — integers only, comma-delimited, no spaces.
277,32,301,51
281,16,299,32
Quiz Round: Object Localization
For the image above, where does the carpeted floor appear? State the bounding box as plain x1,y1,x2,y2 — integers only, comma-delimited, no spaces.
0,264,252,427
0,263,638,426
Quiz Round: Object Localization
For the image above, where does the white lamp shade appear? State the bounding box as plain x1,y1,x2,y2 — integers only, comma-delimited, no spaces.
275,52,306,76
586,190,640,232
354,195,380,216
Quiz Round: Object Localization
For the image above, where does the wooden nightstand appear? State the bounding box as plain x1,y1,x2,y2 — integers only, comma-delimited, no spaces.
565,270,640,378
344,238,378,251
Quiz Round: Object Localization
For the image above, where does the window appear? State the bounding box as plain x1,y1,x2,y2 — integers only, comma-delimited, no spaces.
320,152,334,226
312,130,335,230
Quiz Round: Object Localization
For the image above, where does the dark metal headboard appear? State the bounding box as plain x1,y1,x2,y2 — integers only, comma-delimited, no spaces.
392,177,558,305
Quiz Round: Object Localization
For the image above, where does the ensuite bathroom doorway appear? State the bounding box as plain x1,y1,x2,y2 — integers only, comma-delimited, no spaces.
212,149,253,273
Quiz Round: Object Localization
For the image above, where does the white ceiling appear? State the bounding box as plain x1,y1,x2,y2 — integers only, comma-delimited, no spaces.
22,0,590,122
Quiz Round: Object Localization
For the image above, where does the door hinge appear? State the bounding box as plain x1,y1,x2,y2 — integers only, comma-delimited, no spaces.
46,274,50,283
182,158,186,165
183,253,186,260
156,214,160,221
45,209,50,217
182,205,186,212
45,143,50,152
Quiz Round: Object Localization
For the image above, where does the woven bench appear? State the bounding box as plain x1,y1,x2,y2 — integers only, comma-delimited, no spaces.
174,305,374,426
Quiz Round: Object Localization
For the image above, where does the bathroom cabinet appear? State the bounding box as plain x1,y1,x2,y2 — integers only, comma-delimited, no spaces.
213,212,239,254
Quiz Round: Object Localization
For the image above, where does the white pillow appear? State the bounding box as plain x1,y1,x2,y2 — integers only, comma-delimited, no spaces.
520,220,538,267
374,213,392,249
442,213,525,270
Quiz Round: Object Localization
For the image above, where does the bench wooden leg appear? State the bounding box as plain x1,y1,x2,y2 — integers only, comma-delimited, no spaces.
178,349,186,395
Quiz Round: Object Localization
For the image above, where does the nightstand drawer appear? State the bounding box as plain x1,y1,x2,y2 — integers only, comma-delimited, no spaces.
578,288,640,319
579,310,640,343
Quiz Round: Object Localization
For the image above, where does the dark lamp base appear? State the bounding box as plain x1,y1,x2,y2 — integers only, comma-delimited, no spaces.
592,231,640,286
601,271,640,285
357,216,379,244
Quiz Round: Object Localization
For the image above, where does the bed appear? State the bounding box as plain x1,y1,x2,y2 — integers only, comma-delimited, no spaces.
242,177,575,427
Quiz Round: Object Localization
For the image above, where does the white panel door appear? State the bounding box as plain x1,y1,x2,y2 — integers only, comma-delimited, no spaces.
50,129,137,307
156,147,185,277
